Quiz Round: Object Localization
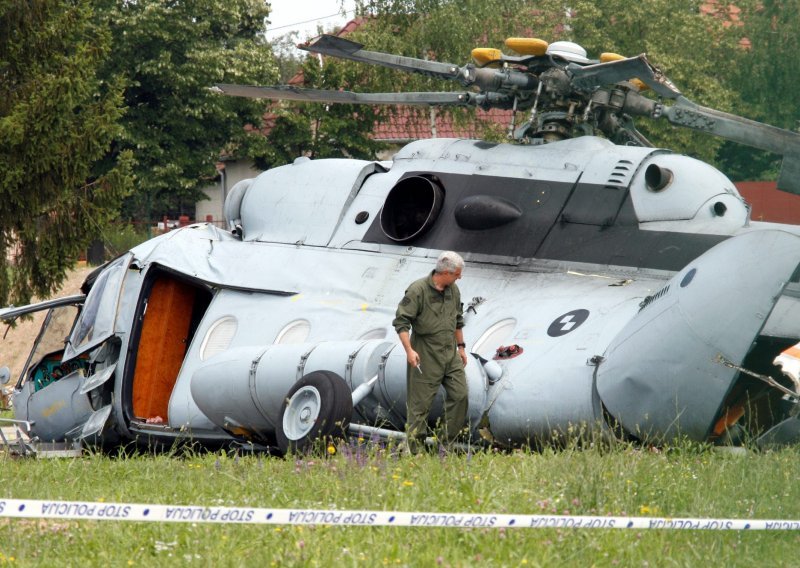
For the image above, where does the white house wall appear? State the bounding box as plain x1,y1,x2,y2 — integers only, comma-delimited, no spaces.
197,160,263,225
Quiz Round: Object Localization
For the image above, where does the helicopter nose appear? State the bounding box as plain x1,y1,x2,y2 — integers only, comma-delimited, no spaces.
596,229,800,442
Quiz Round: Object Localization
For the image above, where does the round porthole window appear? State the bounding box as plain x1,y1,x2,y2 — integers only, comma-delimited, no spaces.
472,318,517,359
200,316,237,361
275,319,311,344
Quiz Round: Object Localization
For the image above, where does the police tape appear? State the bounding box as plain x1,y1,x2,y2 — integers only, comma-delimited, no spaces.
2,498,800,530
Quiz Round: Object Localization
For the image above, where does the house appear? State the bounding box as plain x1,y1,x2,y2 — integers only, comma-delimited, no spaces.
736,182,800,224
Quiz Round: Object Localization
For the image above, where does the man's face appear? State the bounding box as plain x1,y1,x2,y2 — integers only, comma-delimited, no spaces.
441,268,462,287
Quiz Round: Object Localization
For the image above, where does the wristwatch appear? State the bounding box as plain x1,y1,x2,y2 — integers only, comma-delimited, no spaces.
457,343,466,349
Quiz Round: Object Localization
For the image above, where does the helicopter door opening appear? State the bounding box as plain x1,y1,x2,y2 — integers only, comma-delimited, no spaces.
127,269,212,425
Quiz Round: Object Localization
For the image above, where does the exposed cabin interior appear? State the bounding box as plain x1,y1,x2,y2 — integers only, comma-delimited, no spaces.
129,270,212,424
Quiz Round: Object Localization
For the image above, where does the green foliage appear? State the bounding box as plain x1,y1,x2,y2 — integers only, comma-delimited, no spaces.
97,0,278,220
732,0,800,131
2,444,800,564
102,222,154,258
568,0,745,166
270,31,306,83
253,52,386,170
0,0,133,307
716,0,800,180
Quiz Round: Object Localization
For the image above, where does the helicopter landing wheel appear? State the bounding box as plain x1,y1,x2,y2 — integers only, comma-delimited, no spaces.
276,370,353,455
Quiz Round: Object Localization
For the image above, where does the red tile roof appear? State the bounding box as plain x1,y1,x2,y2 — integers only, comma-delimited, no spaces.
700,1,751,47
372,107,513,142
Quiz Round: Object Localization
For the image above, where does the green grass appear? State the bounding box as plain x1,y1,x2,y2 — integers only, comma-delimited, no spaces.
2,441,800,566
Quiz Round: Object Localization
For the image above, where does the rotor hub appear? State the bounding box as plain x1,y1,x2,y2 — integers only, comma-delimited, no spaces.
546,41,589,64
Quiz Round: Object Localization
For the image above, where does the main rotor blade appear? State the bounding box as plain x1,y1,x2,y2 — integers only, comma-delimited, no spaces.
662,97,800,194
301,35,539,94
302,34,464,81
569,54,681,99
213,84,479,106
662,97,800,156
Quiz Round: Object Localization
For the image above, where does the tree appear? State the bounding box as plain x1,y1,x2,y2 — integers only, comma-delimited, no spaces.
252,52,386,170
716,0,800,181
97,0,278,220
271,31,306,83
567,0,747,166
0,0,133,306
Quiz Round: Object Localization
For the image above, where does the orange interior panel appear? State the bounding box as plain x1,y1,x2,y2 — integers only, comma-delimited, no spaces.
132,278,196,420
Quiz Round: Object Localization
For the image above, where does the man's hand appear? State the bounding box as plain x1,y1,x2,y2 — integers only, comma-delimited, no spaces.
406,349,420,368
398,331,420,368
458,346,468,367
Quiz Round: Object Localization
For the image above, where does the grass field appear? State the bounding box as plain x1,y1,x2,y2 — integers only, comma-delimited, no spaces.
2,439,800,566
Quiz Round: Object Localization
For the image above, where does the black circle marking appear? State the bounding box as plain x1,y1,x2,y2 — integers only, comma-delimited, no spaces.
547,309,590,337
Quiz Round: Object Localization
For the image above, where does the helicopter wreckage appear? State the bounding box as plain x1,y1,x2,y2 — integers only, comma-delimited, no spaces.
3,35,800,456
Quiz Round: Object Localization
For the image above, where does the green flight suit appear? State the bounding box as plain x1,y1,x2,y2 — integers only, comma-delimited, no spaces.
393,271,468,447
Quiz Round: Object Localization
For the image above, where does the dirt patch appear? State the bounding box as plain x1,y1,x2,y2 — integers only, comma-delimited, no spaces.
1,262,95,385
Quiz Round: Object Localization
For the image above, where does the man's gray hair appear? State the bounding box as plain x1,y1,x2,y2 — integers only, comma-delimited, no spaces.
435,251,464,273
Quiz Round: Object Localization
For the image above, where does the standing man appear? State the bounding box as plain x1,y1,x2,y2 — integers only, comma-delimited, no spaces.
393,251,468,451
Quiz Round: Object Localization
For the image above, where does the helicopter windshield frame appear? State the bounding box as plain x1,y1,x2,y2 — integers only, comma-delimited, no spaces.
63,254,132,362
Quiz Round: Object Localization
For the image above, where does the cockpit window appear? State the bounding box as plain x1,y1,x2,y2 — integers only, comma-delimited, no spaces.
16,304,81,388
63,254,131,361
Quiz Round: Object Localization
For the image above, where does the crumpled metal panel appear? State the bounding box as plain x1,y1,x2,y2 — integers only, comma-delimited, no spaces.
597,230,800,441
21,371,92,443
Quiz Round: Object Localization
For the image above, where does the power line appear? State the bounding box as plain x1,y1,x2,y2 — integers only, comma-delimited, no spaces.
269,10,355,32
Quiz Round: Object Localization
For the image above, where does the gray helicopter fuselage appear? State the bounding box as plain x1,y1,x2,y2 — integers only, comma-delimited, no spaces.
7,135,800,450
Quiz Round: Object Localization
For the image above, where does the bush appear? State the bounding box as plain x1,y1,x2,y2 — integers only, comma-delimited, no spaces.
102,222,153,258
